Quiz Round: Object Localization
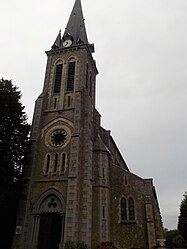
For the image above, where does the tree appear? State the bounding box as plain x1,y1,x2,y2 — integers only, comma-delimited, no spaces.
164,229,187,248
0,78,30,249
178,192,187,243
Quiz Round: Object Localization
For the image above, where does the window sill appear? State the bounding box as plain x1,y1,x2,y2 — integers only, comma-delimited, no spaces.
120,220,136,224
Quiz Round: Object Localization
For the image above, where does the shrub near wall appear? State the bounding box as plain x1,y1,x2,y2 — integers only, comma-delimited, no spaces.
97,242,117,249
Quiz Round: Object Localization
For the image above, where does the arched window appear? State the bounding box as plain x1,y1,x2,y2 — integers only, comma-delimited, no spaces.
66,61,75,91
53,63,63,93
121,197,127,221
54,153,58,173
128,197,135,220
45,154,50,174
61,153,66,174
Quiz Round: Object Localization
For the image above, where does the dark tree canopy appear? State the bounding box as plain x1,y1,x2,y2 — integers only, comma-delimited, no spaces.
178,192,187,243
0,78,30,185
164,229,187,248
0,78,30,248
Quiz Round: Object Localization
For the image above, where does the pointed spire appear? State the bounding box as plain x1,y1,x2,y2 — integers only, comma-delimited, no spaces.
52,30,61,49
93,134,110,153
62,0,89,46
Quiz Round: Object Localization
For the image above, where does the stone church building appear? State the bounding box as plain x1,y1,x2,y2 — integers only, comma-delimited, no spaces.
13,1,164,249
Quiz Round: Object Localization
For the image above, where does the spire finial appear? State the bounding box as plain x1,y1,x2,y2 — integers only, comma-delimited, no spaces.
51,30,62,49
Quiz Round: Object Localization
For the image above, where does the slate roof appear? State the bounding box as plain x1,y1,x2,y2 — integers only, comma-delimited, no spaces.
51,0,89,49
63,0,89,45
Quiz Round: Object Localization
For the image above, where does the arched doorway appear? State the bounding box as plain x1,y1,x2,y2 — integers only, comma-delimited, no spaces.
31,189,66,249
38,212,62,249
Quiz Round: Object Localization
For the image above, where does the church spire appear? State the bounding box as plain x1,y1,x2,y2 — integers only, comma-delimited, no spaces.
62,0,88,46
51,0,94,52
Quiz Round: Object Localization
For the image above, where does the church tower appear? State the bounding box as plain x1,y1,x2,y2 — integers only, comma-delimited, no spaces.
13,1,164,249
14,0,98,248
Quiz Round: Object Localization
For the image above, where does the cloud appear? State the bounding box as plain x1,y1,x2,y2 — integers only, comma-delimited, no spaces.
0,0,187,230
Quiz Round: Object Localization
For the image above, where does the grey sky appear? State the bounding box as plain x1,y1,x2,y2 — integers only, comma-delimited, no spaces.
0,0,187,230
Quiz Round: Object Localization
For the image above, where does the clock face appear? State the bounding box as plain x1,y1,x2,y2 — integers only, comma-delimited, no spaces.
63,39,72,47
50,129,67,147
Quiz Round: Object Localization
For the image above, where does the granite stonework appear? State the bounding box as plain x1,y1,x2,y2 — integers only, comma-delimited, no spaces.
13,1,164,249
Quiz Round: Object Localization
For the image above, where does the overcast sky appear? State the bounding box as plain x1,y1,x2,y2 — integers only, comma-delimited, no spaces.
0,0,187,230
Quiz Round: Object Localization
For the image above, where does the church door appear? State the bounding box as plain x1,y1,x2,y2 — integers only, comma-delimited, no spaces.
37,213,62,249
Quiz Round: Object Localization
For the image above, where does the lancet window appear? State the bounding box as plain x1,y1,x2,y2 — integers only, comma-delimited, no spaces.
66,61,75,91
53,63,63,93
120,197,127,221
54,153,58,173
128,197,135,220
120,196,135,222
61,153,66,174
45,154,50,174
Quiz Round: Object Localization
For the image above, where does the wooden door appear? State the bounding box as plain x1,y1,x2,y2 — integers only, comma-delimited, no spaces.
37,213,62,249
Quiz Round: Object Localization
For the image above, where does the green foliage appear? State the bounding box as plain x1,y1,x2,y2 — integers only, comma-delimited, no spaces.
164,229,187,247
0,78,30,248
178,192,187,242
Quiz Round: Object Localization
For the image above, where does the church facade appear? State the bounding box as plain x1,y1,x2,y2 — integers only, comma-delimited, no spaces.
13,1,164,249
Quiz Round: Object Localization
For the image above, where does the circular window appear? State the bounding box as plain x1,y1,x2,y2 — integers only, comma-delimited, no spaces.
45,124,71,149
50,129,67,147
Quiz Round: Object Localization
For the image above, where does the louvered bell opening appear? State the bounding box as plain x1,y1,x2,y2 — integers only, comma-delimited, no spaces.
66,62,75,91
54,64,63,93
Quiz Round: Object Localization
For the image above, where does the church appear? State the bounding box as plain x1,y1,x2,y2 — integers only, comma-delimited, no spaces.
13,1,164,249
